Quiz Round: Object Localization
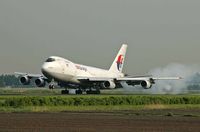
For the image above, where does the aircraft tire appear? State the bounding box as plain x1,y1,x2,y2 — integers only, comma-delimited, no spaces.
49,84,54,89
75,89,83,94
61,90,69,94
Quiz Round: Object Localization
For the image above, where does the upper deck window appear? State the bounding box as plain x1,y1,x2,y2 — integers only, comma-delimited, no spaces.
45,58,56,62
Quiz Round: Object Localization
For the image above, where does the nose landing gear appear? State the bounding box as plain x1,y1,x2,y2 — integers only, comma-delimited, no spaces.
49,84,55,89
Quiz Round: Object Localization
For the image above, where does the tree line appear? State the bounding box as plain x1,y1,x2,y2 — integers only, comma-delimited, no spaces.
0,74,34,88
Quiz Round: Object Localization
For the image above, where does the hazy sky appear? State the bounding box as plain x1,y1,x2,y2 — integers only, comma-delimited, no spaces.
0,0,200,75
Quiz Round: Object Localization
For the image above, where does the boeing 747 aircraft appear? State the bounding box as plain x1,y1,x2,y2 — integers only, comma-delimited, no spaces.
16,44,181,94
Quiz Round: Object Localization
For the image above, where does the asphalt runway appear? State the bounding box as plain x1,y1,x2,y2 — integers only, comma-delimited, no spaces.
0,112,199,132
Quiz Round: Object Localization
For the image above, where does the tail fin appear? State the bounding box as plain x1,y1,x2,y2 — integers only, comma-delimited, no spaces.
109,44,128,73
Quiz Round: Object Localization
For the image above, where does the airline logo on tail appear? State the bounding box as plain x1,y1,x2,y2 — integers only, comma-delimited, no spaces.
116,54,124,71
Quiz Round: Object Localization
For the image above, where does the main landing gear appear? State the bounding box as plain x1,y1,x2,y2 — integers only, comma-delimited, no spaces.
61,89,83,95
61,89,79,95
61,89,101,95
61,89,69,94
75,89,83,94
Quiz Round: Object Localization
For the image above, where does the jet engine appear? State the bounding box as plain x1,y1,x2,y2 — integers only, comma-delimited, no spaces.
20,76,30,85
141,80,152,89
101,80,116,89
35,78,46,87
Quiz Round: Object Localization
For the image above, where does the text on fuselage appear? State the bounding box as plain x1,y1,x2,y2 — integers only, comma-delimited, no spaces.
75,65,87,72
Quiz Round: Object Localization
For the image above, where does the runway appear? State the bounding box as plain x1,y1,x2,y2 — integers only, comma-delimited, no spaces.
0,111,199,132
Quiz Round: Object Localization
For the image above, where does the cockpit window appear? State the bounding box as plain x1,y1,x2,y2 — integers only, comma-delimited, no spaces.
45,58,56,62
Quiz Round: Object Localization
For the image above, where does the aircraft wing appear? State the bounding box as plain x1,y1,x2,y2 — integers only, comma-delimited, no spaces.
77,76,182,88
15,72,46,79
116,77,182,81
77,76,181,82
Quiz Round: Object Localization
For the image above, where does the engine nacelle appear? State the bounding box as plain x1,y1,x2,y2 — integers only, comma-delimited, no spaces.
141,80,152,89
35,78,46,87
20,76,30,85
101,80,116,89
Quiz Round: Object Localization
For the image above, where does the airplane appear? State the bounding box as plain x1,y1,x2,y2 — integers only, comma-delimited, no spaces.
15,44,181,94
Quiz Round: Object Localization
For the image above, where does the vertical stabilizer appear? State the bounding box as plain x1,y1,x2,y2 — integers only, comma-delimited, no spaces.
109,44,127,73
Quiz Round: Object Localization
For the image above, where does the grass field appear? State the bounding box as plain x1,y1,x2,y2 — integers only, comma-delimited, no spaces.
0,88,145,95
0,87,200,95
0,88,61,95
0,104,200,114
0,88,199,113
0,95,199,113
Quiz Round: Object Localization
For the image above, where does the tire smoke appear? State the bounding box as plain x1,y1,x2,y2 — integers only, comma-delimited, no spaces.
122,63,200,94
149,63,200,94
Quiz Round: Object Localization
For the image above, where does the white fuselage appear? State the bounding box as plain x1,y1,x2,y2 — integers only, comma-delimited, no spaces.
41,56,124,84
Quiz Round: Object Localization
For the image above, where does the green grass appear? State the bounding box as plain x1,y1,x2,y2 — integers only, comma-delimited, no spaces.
0,88,199,113
1,95,200,106
0,104,200,113
0,88,199,96
0,88,61,95
0,95,199,107
0,95,200,108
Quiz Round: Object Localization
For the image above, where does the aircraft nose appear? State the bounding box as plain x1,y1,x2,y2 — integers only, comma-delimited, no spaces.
41,63,50,73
